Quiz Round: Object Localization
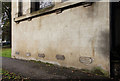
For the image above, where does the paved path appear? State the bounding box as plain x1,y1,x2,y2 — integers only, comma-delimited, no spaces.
2,57,108,79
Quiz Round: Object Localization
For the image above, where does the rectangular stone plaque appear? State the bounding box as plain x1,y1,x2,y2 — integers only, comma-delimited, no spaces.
56,54,65,60
38,53,45,58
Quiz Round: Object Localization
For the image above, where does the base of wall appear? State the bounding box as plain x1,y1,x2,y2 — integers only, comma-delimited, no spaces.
12,55,110,77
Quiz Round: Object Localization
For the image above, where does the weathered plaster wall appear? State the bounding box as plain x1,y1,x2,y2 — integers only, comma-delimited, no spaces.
12,1,110,74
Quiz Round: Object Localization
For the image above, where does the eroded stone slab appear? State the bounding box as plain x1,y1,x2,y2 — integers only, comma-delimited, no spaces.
15,52,19,55
79,57,93,65
38,53,45,58
56,54,65,60
26,53,31,57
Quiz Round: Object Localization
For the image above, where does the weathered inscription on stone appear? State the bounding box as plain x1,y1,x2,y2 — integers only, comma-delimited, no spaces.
15,52,19,55
38,53,45,58
79,57,93,65
26,53,31,56
56,54,65,60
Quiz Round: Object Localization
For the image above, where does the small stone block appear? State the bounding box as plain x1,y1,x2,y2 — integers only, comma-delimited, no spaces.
56,54,65,60
26,53,31,56
79,57,93,65
38,53,45,58
15,52,19,55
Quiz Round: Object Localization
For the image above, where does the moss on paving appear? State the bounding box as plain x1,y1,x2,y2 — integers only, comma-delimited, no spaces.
91,67,109,77
81,66,109,77
30,60,54,66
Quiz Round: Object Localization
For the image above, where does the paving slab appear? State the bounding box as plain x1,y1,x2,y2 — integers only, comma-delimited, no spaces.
1,57,109,79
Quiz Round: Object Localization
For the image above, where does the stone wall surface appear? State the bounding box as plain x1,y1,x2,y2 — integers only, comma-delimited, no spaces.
12,1,110,75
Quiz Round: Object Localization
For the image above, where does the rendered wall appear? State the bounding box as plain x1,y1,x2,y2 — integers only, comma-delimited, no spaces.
12,1,110,74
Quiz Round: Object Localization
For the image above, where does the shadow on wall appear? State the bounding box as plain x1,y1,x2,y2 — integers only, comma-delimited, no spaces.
97,30,109,58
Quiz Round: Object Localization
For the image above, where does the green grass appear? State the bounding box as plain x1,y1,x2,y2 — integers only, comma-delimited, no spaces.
0,48,11,58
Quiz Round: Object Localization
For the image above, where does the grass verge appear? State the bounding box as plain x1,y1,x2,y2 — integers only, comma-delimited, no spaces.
0,48,11,58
